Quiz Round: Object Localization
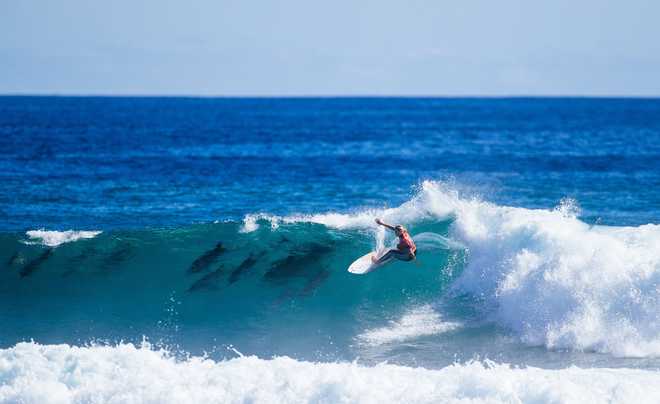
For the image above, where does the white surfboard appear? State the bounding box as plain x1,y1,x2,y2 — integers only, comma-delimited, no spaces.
347,251,393,274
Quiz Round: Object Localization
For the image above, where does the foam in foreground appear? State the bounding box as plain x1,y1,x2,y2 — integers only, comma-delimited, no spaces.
1,342,660,404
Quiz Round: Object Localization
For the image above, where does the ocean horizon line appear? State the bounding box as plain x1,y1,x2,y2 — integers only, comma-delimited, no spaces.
1,93,660,100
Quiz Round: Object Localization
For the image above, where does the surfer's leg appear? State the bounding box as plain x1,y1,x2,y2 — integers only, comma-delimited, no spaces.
394,251,414,262
374,249,395,264
375,249,411,264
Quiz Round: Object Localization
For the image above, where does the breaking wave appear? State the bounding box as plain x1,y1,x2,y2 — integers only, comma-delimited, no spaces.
239,180,660,357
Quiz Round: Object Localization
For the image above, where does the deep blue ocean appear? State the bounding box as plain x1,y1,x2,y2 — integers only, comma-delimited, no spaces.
2,97,660,402
2,97,660,230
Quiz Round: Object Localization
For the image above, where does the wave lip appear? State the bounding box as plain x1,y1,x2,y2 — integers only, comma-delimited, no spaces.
357,305,461,346
1,342,660,404
24,229,102,247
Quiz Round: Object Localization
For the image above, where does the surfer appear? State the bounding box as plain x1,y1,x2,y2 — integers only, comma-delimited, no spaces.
372,218,416,264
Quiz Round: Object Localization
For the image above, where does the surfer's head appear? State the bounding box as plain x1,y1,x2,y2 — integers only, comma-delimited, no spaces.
394,225,406,235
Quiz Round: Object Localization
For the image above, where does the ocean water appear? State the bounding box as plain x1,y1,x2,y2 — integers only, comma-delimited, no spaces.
1,96,660,403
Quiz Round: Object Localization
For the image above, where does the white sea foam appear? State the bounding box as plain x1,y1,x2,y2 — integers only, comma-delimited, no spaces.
0,342,658,404
357,305,461,346
239,214,262,233
240,214,284,233
414,181,660,357
25,229,102,247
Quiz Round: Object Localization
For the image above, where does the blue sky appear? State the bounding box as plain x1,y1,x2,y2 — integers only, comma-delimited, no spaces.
2,0,659,95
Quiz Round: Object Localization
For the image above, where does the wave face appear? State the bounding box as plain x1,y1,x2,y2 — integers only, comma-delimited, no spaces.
2,181,660,363
0,209,461,363
2,342,660,404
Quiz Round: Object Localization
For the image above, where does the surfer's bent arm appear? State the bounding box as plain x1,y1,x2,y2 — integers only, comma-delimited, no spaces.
375,218,396,231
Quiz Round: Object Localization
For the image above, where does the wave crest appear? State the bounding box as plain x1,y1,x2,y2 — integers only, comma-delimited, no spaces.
24,229,102,247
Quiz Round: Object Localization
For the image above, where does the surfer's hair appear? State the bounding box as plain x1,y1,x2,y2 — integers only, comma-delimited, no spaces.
395,225,405,233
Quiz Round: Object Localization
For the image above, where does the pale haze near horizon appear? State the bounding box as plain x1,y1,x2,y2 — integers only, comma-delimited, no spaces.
2,0,659,96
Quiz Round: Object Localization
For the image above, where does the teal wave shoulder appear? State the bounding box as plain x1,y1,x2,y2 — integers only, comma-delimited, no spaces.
0,220,462,351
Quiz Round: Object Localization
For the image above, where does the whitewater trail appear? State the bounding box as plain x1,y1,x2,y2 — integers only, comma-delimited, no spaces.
356,305,462,346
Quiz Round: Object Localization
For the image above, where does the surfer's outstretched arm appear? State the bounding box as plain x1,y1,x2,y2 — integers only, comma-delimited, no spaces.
375,218,396,231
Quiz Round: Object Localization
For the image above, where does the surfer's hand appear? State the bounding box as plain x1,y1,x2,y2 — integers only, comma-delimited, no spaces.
375,218,382,225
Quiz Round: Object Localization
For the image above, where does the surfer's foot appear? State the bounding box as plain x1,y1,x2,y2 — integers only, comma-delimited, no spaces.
371,255,378,264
